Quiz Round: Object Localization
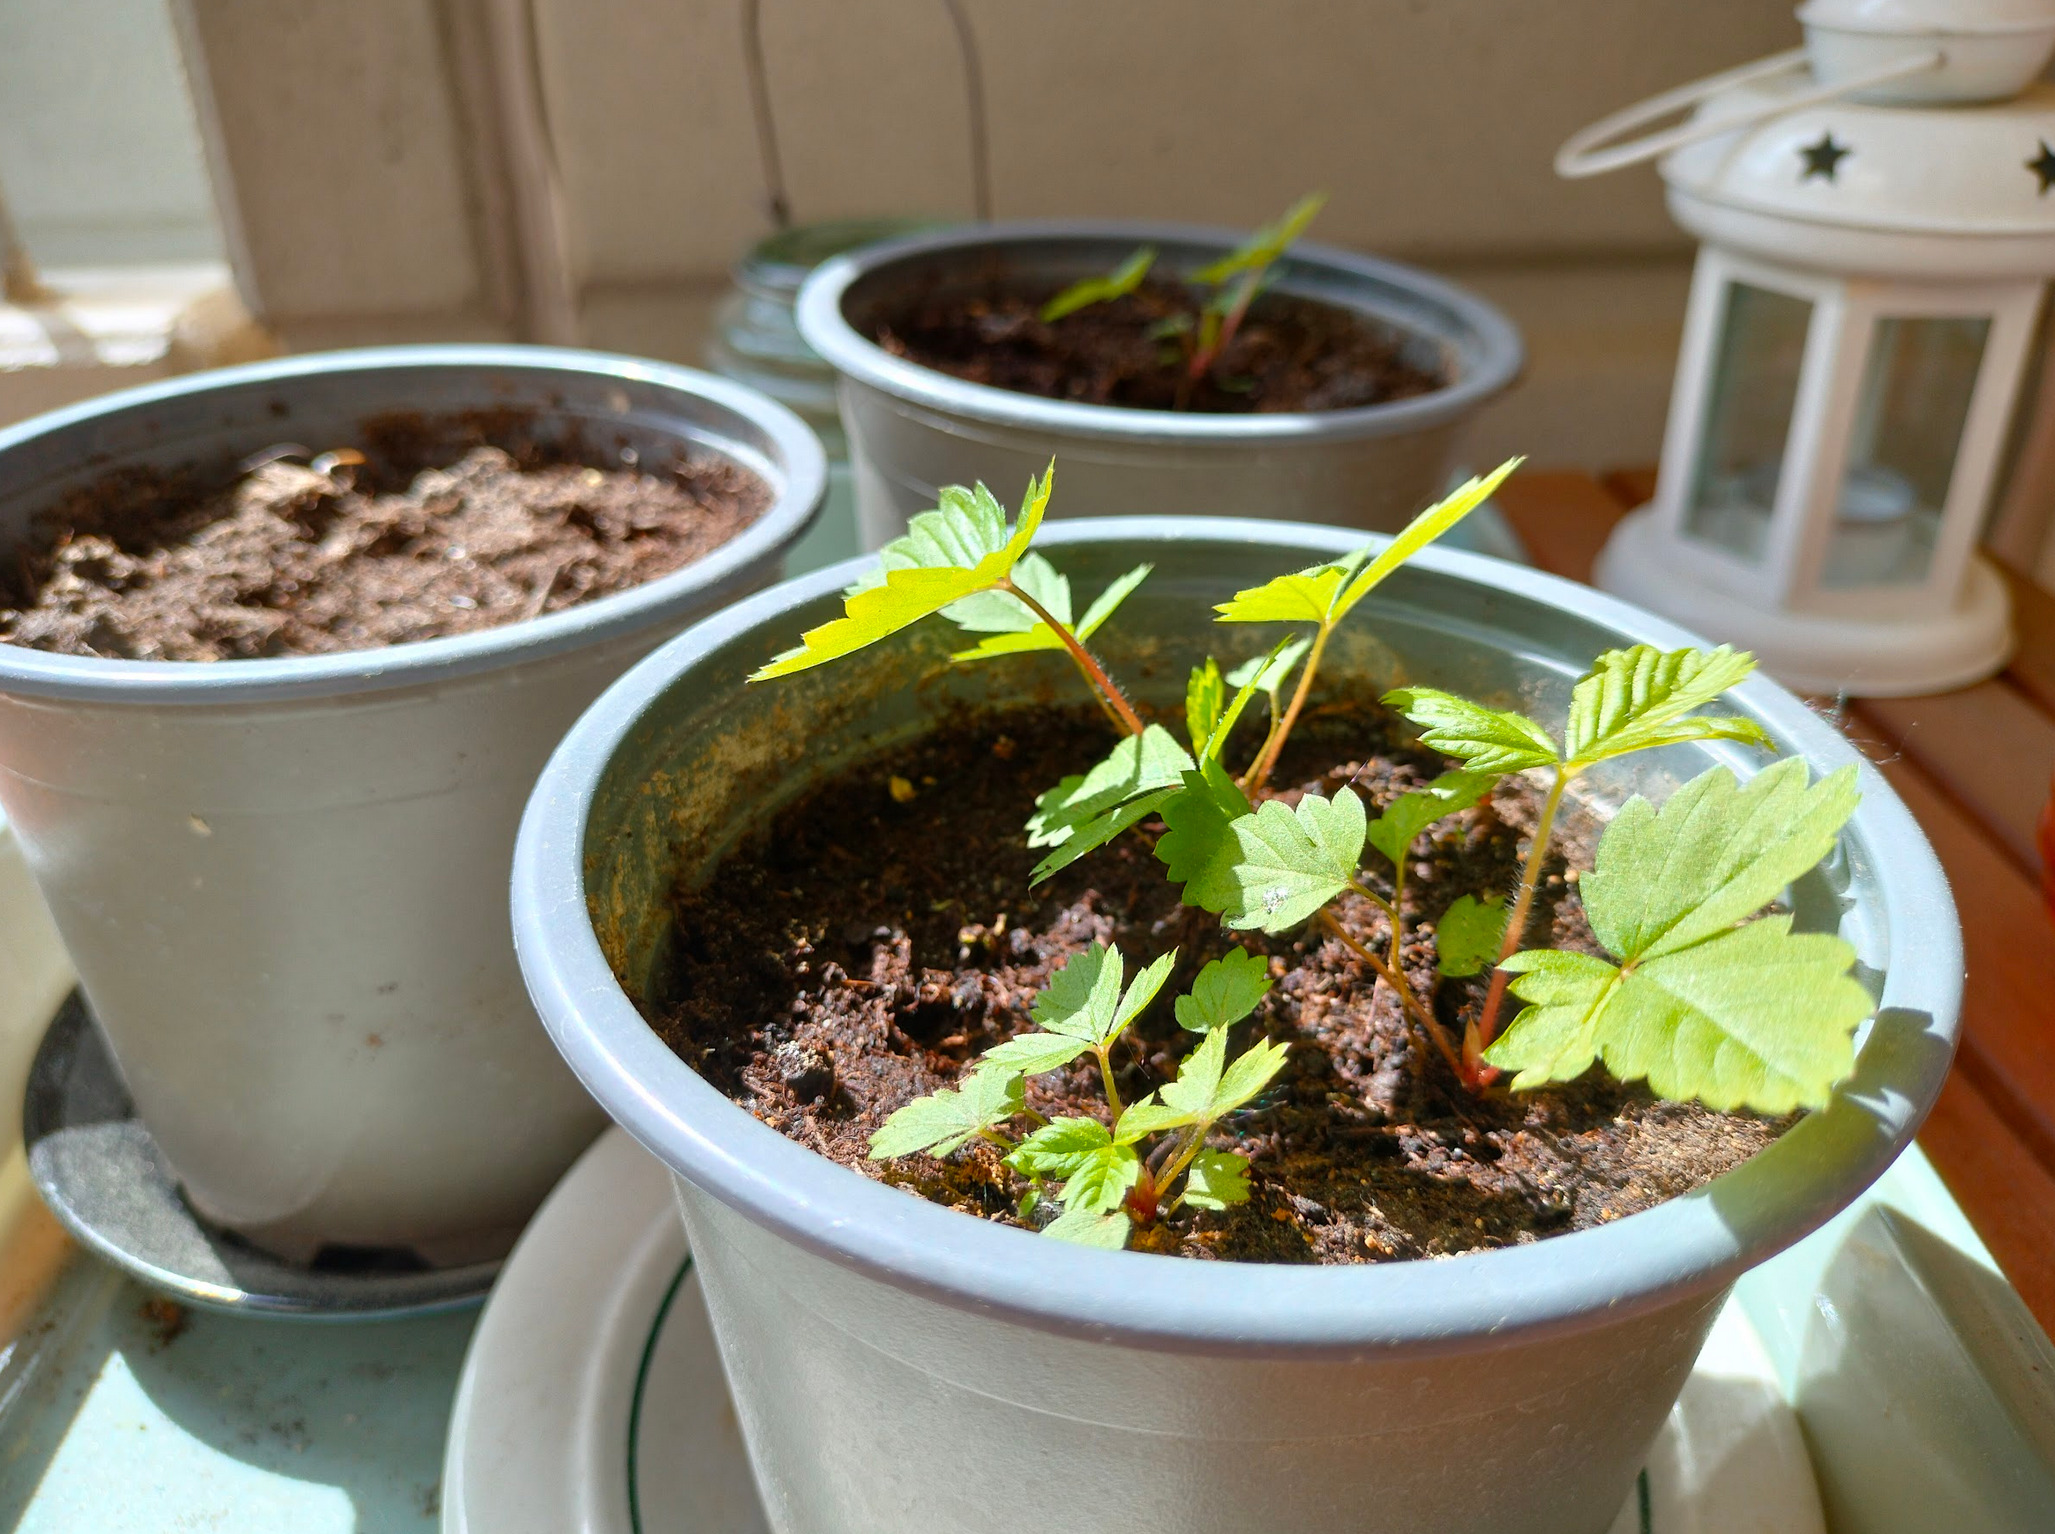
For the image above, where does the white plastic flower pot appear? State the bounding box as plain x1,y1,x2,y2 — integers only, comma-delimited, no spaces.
0,347,825,1263
514,519,1958,1534
796,222,1523,549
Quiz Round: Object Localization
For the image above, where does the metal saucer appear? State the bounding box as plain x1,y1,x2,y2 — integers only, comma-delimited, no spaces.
23,992,500,1320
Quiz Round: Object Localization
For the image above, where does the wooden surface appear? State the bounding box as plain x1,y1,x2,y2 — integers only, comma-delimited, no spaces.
1498,471,2055,1333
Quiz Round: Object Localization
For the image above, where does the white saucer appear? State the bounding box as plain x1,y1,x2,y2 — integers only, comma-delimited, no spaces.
443,1128,1824,1534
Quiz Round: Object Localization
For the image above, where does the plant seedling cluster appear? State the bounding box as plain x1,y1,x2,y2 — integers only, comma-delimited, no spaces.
749,462,1875,1250
1038,192,1328,407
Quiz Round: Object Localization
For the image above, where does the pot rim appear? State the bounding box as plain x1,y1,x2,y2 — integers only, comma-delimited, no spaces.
0,345,828,704
513,516,1960,1359
794,219,1525,445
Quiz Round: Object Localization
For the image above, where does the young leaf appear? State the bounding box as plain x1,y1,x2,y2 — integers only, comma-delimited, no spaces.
1180,1149,1251,1210
950,560,1151,665
869,1068,1024,1160
1578,759,1862,962
1364,770,1494,866
1217,789,1369,933
1486,760,1870,1113
1007,1115,1112,1177
752,468,1051,679
1435,894,1507,978
1029,785,1182,886
1116,1027,1292,1139
1027,725,1193,851
1383,687,1559,775
1186,658,1225,754
1040,245,1156,323
1563,645,1773,766
1062,1143,1142,1214
1042,1205,1131,1249
1212,461,1519,631
1192,192,1327,285
977,1031,1090,1078
1202,636,1301,760
1029,942,1177,1048
1173,947,1274,1032
1225,635,1311,698
1155,758,1255,909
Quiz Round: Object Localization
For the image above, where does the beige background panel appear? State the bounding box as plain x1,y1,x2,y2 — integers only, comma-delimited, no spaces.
963,0,1795,259
756,0,982,225
529,0,765,283
174,0,485,326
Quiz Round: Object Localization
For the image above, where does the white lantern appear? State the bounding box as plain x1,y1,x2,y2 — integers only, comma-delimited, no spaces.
1560,0,2055,695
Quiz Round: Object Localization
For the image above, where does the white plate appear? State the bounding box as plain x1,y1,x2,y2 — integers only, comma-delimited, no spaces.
444,1128,1824,1534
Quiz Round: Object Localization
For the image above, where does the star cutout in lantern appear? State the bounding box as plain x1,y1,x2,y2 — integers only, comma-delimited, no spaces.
2031,141,2055,195
1799,132,1851,183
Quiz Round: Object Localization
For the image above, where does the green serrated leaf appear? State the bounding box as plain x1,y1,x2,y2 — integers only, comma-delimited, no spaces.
977,1031,1090,1078
1435,893,1507,978
1365,770,1494,866
1581,760,1862,962
1120,1028,1291,1138
1186,658,1225,755
1212,460,1518,631
1042,1205,1131,1249
1026,725,1193,851
1173,948,1274,1032
1028,785,1181,885
1029,942,1174,1049
1487,758,1869,1114
1383,687,1559,775
1063,1143,1142,1214
1563,645,1772,766
1225,635,1311,697
1040,245,1156,323
1156,758,1254,909
1328,460,1521,623
1489,919,1868,1114
1218,789,1368,933
868,1069,1024,1160
752,467,1051,680
1192,192,1327,285
1006,1115,1111,1177
1181,1149,1251,1210
1203,636,1299,761
949,560,1151,665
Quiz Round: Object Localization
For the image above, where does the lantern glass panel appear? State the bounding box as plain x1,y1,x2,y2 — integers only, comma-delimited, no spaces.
1820,315,1990,589
1685,281,1814,563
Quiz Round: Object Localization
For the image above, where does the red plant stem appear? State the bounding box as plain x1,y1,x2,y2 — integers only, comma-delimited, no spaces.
1244,622,1330,793
1319,909,1466,1083
1472,769,1571,1055
1001,578,1146,737
1189,271,1261,383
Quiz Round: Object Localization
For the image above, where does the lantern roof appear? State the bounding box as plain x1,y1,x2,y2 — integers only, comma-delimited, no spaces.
1662,76,2055,277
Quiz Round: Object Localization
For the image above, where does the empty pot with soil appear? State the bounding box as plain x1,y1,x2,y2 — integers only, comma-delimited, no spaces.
514,514,1957,1534
795,220,1522,549
0,346,824,1264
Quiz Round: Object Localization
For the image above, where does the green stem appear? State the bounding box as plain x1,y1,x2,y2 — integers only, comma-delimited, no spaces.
1094,1043,1126,1118
1002,578,1145,737
1472,767,1573,1057
1389,863,1408,975
1245,621,1330,793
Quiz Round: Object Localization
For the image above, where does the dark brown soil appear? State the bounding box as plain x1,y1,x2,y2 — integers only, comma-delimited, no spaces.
873,277,1444,414
1,435,768,661
653,706,1783,1265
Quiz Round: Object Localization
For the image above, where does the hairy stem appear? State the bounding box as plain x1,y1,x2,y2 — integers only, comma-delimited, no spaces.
1001,577,1146,737
1245,622,1331,792
1319,908,1466,1083
1471,768,1572,1061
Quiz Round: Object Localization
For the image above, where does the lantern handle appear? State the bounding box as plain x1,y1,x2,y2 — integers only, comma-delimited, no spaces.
1555,45,1944,179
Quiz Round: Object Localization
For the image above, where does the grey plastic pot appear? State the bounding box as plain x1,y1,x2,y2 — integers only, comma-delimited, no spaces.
0,346,825,1264
513,518,1958,1534
795,220,1524,550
